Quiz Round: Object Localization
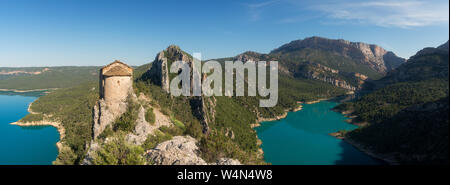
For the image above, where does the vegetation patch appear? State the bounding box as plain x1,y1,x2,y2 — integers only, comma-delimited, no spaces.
92,134,145,165
145,107,156,125
142,130,173,151
113,99,139,133
19,113,44,123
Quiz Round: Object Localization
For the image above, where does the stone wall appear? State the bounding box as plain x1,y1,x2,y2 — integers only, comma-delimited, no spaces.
104,76,133,107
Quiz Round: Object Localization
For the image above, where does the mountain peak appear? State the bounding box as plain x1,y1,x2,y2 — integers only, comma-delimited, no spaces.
166,45,182,52
270,37,405,73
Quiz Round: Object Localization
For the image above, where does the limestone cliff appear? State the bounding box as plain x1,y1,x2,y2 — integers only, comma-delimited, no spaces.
230,50,368,91
144,45,193,93
271,36,406,73
302,63,369,91
144,46,214,133
92,98,129,139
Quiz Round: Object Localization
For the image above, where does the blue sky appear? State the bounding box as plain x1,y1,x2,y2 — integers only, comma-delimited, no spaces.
0,0,448,67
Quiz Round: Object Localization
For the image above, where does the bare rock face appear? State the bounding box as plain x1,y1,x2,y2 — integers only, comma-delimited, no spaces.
81,141,100,165
190,95,216,134
146,136,241,165
236,51,263,62
147,51,170,92
92,98,128,139
145,45,193,92
125,104,173,145
215,158,241,165
146,136,208,165
125,106,153,145
271,36,406,73
300,63,357,91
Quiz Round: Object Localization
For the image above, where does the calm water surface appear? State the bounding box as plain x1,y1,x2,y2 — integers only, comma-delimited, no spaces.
0,92,59,165
255,101,382,165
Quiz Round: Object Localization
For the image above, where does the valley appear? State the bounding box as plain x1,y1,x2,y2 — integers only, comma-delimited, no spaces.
2,37,448,165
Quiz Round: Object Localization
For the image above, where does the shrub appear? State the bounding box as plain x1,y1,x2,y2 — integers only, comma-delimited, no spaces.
92,135,145,165
113,100,139,132
142,130,173,151
145,107,155,125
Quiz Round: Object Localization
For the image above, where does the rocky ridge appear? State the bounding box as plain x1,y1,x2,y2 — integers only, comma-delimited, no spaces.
271,36,406,73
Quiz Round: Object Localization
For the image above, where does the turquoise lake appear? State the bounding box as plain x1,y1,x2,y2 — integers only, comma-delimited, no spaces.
0,92,59,165
255,101,382,165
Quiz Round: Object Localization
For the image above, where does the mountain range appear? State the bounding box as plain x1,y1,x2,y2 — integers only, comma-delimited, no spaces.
3,36,448,165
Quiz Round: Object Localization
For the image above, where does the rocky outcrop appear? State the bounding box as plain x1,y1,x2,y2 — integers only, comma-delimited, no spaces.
147,51,170,92
126,104,173,145
271,36,406,73
233,51,291,75
236,51,264,62
146,136,207,165
190,95,216,134
215,158,241,165
125,106,153,145
146,136,241,165
294,62,371,91
145,45,193,92
92,97,128,139
82,141,101,165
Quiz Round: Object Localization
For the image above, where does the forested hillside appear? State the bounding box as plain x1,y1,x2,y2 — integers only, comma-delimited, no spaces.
334,41,449,164
0,66,99,90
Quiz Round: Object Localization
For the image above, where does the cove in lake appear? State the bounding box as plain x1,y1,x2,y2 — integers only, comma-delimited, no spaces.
255,101,382,165
0,92,59,165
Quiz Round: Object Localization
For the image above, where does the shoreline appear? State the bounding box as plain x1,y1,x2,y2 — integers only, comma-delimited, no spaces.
255,104,304,124
331,105,398,165
10,121,65,152
254,97,395,165
0,88,56,93
253,99,325,163
329,132,398,165
9,99,65,161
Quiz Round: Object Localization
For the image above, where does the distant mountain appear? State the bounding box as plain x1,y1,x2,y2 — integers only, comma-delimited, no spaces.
271,36,406,73
218,37,407,91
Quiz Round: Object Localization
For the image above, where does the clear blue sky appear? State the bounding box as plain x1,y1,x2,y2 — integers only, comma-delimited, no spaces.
0,0,448,67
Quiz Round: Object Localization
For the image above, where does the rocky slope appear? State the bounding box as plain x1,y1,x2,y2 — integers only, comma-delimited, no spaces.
271,36,406,73
83,46,245,165
143,45,215,134
214,36,405,92
146,136,240,165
